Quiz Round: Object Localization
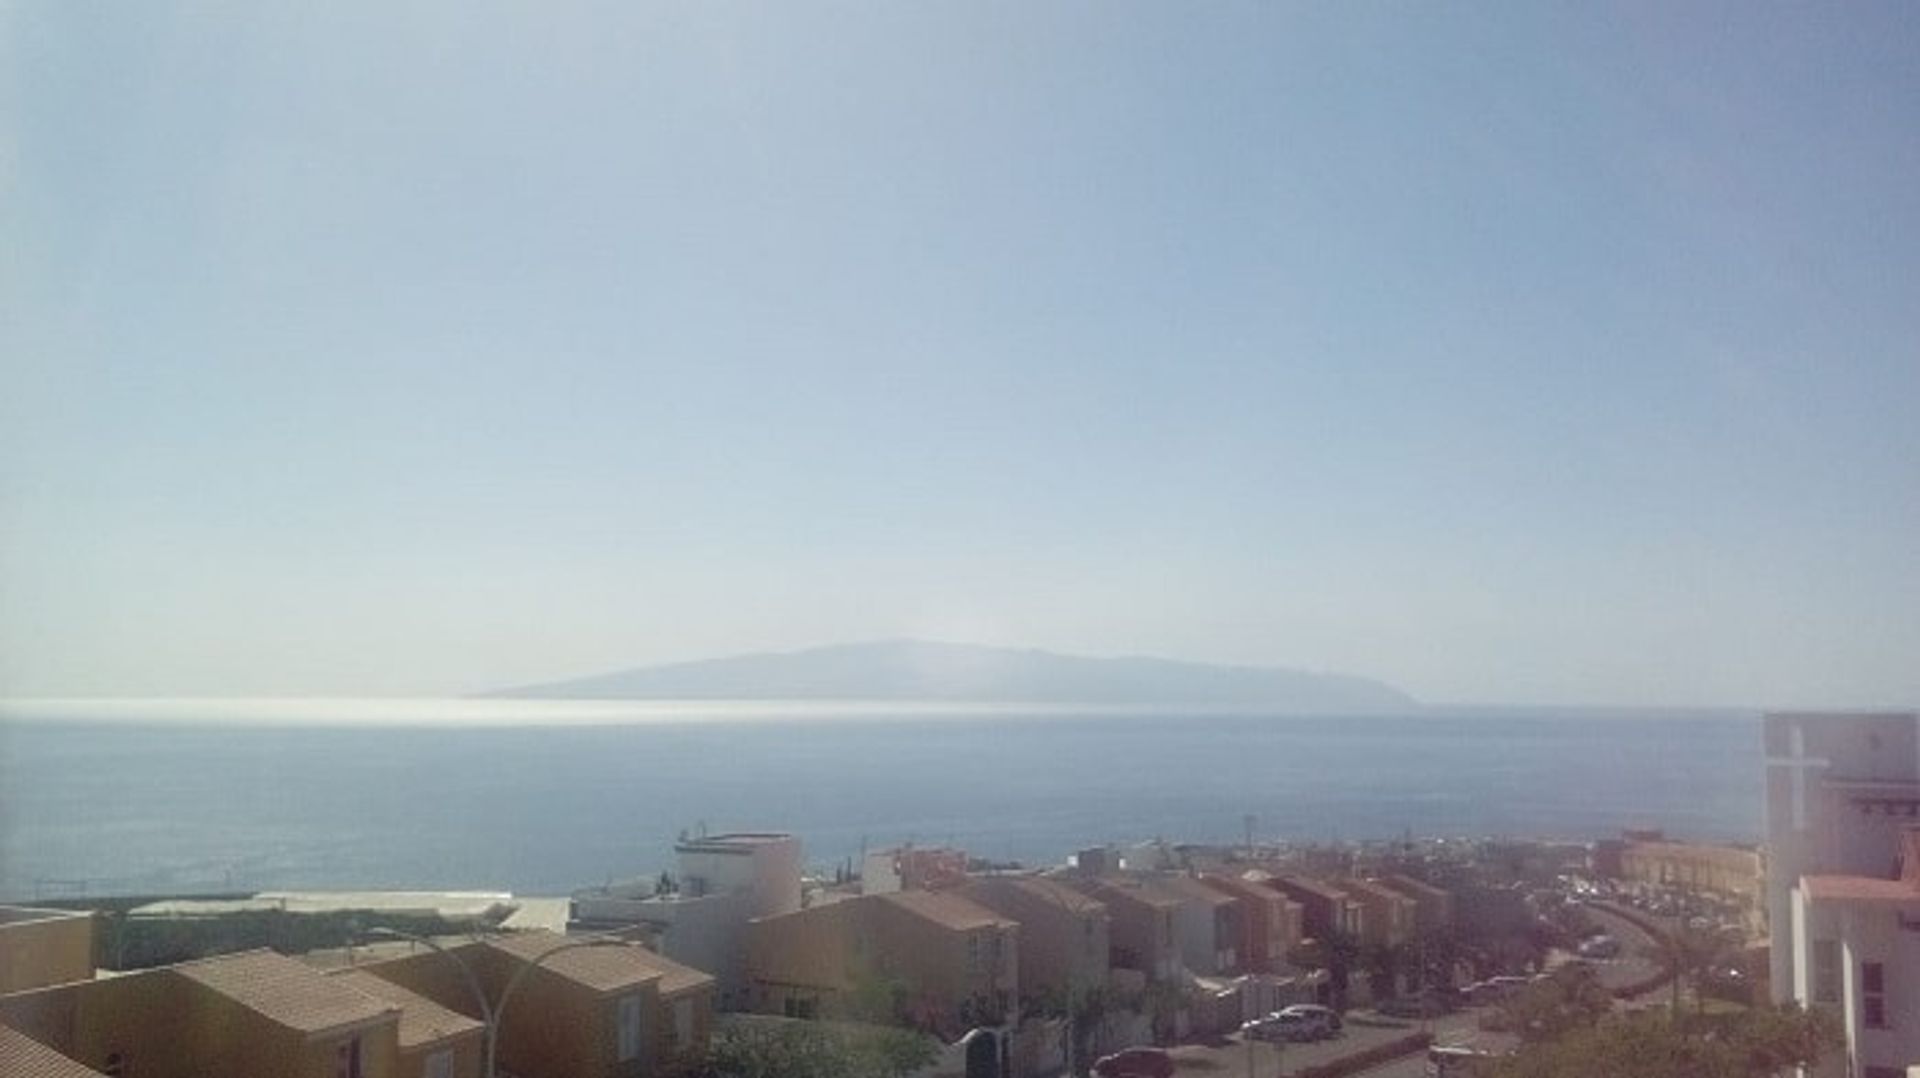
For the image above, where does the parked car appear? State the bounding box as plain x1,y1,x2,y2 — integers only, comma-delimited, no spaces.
1093,1047,1174,1078
1278,1003,1344,1033
1576,934,1620,958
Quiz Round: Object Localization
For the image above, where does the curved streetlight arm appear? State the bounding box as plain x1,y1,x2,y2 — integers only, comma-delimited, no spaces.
491,937,637,1032
363,927,496,1028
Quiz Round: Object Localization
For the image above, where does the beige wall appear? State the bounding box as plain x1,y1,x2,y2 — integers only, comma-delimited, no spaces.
0,912,95,995
962,881,1109,1002
398,1034,484,1078
359,942,699,1078
0,969,399,1078
745,897,1016,1036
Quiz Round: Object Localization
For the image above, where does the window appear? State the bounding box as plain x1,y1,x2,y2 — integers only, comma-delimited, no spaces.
616,993,642,1062
104,1052,124,1077
335,1039,362,1078
1862,961,1887,1029
424,1049,452,1078
1812,940,1840,1003
969,932,982,972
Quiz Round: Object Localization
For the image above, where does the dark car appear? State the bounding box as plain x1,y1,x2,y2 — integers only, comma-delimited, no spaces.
1092,1047,1175,1078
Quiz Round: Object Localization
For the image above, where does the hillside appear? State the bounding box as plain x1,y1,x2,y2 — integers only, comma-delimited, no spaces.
489,640,1417,712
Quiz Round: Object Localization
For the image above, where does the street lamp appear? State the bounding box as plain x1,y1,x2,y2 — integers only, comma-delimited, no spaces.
362,927,635,1078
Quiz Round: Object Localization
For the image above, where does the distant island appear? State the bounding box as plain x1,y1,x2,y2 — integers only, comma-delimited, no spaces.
487,639,1417,712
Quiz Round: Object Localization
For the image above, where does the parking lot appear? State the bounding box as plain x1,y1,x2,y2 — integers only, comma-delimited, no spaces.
1160,1009,1512,1077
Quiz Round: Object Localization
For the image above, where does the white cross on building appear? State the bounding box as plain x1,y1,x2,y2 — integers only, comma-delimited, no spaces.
1766,722,1831,831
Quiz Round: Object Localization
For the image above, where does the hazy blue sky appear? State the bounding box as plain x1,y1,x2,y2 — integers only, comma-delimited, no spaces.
5,3,1917,706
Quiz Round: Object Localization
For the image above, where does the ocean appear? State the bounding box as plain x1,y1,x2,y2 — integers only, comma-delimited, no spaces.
0,701,1762,901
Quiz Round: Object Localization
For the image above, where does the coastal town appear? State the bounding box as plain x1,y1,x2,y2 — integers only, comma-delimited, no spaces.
0,709,1913,1078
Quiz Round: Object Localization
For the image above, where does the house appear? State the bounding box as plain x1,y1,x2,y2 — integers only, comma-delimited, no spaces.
1340,878,1416,952
1198,873,1302,976
352,930,714,1078
0,948,403,1078
960,876,1109,1003
0,907,96,994
744,891,1019,1038
1150,875,1242,976
1374,875,1454,936
1067,876,1181,981
570,832,801,1008
1765,711,1920,1078
327,969,484,1078
1262,876,1363,943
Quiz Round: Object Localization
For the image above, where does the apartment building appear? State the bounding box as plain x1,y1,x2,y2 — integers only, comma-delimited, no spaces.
570,831,801,1006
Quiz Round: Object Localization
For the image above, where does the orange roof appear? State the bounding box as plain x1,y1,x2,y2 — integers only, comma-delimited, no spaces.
1801,875,1920,904
875,890,1015,931
173,950,395,1035
0,1026,107,1078
487,932,712,996
328,969,483,1049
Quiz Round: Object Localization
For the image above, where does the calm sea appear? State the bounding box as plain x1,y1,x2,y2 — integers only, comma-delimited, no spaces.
0,701,1762,901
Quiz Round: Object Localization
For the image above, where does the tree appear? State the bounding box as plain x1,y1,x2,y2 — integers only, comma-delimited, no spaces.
1643,924,1738,1015
1496,965,1612,1043
1483,1005,1842,1078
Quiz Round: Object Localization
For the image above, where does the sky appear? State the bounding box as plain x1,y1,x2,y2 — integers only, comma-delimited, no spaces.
3,3,1917,707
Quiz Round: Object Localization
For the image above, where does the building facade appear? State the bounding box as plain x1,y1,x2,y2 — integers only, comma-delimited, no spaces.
1765,711,1920,1078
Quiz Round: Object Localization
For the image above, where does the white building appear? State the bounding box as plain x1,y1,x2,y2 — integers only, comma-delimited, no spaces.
572,831,801,1008
1764,712,1920,1078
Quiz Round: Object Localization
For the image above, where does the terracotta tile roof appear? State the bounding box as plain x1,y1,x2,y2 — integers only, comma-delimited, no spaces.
328,969,483,1049
1003,876,1104,914
600,941,715,997
1377,875,1449,901
0,1026,108,1078
1801,875,1920,904
875,889,1015,932
1268,876,1351,903
487,932,708,995
173,950,395,1035
1152,875,1236,907
1081,876,1183,910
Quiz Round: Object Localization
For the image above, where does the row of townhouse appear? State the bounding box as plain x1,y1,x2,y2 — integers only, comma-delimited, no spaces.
0,906,714,1078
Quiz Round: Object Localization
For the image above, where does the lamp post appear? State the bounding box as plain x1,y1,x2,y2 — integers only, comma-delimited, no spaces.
362,927,634,1078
